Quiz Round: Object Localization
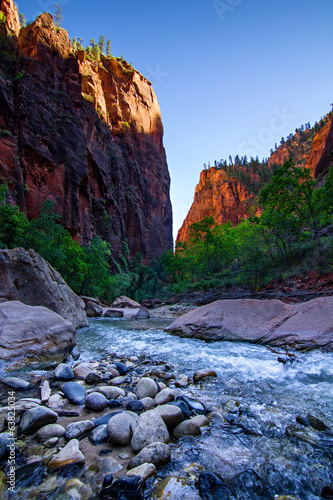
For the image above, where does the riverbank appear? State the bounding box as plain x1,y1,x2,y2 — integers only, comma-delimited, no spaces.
168,270,333,307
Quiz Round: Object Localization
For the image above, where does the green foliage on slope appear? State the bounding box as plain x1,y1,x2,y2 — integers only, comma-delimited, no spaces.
0,189,164,301
2,160,333,301
163,162,333,293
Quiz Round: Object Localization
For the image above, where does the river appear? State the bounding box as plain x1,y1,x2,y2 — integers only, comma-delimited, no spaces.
75,316,333,499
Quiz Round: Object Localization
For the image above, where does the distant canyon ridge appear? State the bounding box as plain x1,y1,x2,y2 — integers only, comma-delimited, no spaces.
177,114,333,243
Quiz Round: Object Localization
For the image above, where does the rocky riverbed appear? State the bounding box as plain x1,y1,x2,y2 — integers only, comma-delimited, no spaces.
0,313,333,499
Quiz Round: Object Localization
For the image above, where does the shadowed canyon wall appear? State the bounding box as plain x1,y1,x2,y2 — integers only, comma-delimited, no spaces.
0,0,173,262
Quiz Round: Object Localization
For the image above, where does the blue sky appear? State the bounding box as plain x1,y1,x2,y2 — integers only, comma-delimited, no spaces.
17,0,333,239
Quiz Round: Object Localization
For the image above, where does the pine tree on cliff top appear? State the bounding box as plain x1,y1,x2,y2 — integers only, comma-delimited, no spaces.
98,35,106,55
106,40,111,56
54,4,63,28
92,44,101,61
19,13,26,27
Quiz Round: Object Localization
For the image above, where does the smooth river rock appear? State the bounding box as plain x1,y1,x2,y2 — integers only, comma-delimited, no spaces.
0,377,30,389
48,439,85,469
140,397,155,411
107,412,138,445
129,441,171,469
154,388,175,406
97,386,125,399
154,404,182,429
19,406,58,434
62,382,86,405
136,378,158,399
54,363,74,380
173,419,201,438
166,297,333,351
65,420,95,440
85,371,103,385
113,362,130,375
85,392,107,411
190,415,210,428
36,424,65,442
127,462,156,480
193,369,217,382
73,362,95,380
131,410,170,452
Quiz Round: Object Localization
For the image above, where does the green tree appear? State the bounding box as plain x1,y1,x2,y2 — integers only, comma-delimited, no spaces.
98,35,105,55
81,236,112,297
54,4,63,28
0,184,28,248
19,13,26,27
260,161,319,244
85,46,93,59
21,200,87,291
92,44,100,61
106,39,111,56
72,36,77,52
259,160,333,264
76,37,84,50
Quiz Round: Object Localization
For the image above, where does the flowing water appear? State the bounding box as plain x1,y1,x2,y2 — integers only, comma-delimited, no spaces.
2,317,333,499
77,317,333,499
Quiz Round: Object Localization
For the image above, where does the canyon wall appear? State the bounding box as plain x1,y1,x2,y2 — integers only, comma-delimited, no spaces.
178,114,333,243
0,0,173,262
177,168,255,243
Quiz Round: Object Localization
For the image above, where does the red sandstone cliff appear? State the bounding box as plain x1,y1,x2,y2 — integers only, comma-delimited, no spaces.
0,3,172,262
178,114,333,243
268,116,333,177
0,0,19,35
177,168,256,243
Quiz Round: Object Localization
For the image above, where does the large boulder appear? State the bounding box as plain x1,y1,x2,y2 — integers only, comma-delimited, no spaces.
0,301,76,368
0,248,88,328
85,301,103,318
166,297,333,352
111,296,141,308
